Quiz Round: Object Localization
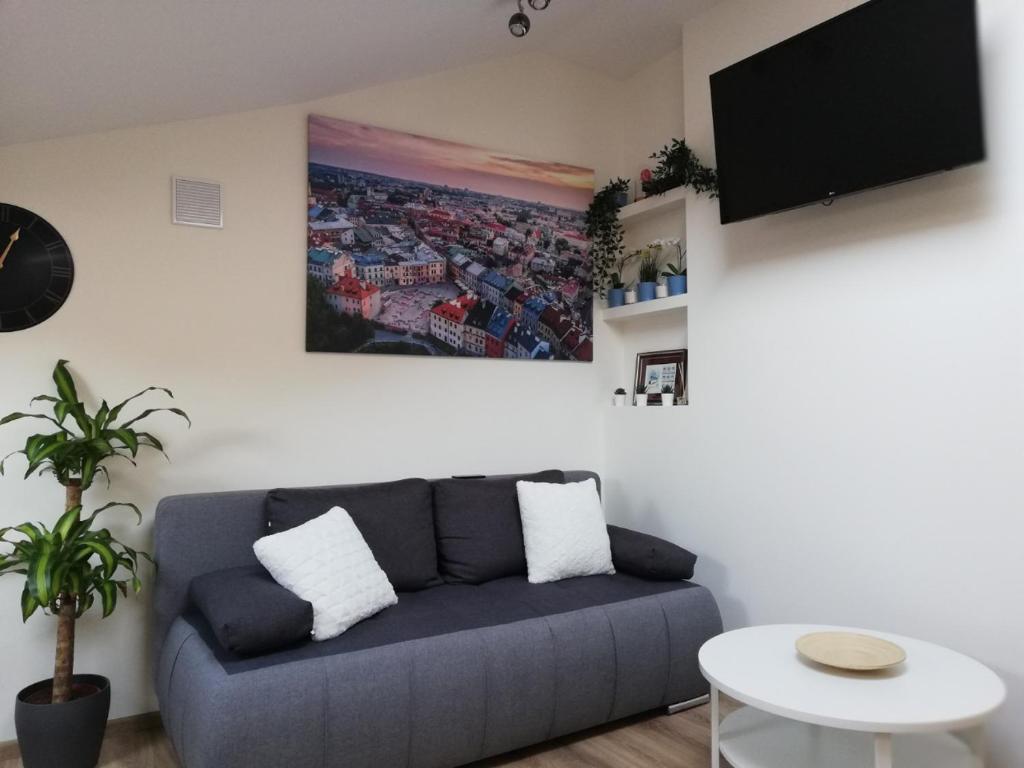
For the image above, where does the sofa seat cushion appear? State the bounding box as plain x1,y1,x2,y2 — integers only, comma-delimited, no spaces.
433,470,564,584
264,478,441,591
189,574,702,674
162,575,722,768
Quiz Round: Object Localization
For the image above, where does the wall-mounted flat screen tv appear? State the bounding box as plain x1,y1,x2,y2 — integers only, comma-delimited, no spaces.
710,0,985,225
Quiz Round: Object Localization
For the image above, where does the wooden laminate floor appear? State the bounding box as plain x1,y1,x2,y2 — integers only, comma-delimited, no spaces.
0,700,735,768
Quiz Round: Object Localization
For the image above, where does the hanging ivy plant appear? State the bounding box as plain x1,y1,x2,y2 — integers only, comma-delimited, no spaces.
585,178,630,298
642,139,719,198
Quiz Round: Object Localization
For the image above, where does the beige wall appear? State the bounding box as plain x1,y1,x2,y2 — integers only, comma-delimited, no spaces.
0,52,626,738
605,1,1024,765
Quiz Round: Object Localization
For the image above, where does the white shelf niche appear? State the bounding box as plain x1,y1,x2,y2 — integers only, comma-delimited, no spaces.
617,186,686,224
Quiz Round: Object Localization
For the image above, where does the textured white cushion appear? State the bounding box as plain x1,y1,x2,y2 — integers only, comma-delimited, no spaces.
516,478,615,584
253,507,397,641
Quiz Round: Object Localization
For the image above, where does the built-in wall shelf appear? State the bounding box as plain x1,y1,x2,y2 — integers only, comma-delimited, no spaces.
609,404,689,411
600,293,689,323
617,187,687,224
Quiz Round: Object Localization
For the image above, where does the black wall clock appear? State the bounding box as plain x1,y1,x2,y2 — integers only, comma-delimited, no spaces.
0,203,75,333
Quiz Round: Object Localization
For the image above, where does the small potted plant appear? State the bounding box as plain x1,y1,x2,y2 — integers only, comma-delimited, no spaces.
662,262,687,296
607,277,626,308
639,169,653,199
657,240,687,296
624,283,638,305
637,251,660,302
646,240,670,298
606,250,640,309
634,385,648,407
1,361,189,768
661,385,675,407
613,388,627,407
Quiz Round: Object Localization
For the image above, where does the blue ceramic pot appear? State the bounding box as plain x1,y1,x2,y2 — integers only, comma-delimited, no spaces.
666,274,687,296
637,282,657,302
607,288,625,308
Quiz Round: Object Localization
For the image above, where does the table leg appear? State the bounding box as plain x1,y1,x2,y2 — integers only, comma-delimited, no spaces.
874,733,893,768
963,724,988,765
710,685,720,768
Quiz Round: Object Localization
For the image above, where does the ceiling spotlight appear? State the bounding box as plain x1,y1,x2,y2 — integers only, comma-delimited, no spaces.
509,1,531,38
528,0,551,9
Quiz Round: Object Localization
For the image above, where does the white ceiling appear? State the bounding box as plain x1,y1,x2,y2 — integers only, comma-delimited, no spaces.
0,0,716,147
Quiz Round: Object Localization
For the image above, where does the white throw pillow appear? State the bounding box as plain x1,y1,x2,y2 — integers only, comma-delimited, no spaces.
253,507,397,641
516,478,615,584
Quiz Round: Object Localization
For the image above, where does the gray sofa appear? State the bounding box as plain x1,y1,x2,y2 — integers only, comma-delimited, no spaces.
153,471,722,768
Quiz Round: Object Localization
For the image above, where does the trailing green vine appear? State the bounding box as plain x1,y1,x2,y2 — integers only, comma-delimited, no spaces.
585,178,630,298
643,139,719,198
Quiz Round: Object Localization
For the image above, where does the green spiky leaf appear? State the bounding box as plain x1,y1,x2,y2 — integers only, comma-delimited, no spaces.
87,502,142,526
119,407,191,430
107,387,174,425
51,360,79,405
97,580,117,618
21,587,39,622
107,428,139,456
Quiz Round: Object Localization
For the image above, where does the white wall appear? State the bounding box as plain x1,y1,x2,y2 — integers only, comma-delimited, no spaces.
620,46,686,199
605,0,1024,764
0,52,625,740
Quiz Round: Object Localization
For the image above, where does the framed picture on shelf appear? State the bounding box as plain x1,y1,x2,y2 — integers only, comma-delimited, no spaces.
634,349,687,405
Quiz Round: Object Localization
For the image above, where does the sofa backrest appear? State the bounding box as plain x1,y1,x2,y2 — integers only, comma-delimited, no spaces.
152,470,599,671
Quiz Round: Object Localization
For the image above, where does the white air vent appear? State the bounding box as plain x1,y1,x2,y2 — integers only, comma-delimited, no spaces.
172,176,222,228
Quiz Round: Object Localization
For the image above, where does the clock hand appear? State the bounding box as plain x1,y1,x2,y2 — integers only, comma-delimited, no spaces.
0,228,20,270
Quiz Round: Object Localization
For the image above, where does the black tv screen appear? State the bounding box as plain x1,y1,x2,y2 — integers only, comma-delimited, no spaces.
710,0,985,225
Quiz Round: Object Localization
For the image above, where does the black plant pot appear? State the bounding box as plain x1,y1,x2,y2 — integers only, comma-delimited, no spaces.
15,675,110,768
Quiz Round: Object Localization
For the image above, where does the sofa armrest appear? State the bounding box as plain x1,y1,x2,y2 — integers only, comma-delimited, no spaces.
607,525,697,581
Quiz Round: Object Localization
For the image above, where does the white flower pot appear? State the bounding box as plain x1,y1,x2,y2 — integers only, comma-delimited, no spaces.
613,394,626,407
635,394,647,407
655,284,669,299
624,289,637,305
661,395,674,407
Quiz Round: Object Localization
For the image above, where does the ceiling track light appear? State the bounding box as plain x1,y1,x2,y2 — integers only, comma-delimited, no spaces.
508,0,551,38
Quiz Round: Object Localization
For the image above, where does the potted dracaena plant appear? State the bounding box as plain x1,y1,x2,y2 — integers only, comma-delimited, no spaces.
0,360,189,768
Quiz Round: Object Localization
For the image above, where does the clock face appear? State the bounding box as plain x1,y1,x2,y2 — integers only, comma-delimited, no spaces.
0,204,75,333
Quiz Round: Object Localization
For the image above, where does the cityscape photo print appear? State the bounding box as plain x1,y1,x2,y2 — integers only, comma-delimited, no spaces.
306,115,595,361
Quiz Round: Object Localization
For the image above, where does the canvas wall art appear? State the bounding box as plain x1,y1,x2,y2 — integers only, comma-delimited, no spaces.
306,115,595,361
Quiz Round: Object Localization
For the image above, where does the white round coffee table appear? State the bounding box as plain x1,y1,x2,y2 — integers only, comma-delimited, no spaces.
699,625,1005,768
